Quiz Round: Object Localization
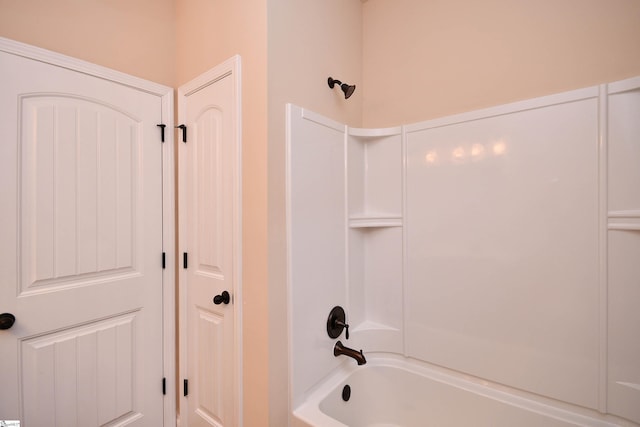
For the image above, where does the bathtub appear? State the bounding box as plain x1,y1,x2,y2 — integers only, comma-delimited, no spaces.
292,355,630,427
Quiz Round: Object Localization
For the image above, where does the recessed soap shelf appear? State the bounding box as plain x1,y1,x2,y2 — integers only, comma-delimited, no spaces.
349,215,402,228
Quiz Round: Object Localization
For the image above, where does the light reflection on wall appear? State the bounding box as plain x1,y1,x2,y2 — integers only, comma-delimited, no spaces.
424,139,508,166
425,150,438,164
471,143,485,160
451,146,465,164
493,140,507,155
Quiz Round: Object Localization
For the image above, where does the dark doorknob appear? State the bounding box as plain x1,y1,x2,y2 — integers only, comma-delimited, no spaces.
213,291,230,305
0,313,16,330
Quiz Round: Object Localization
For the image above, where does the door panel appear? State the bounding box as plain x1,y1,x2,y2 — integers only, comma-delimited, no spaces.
195,107,225,278
180,60,240,427
0,49,164,426
21,313,139,426
195,308,225,422
20,96,141,295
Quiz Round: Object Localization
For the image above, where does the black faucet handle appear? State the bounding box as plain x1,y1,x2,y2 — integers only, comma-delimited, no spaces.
327,306,350,339
343,322,349,340
334,319,350,339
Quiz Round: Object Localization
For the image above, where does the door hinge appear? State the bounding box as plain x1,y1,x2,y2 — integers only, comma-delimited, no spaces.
157,124,166,142
162,252,166,269
162,377,166,395
183,379,189,396
176,124,187,143
183,252,188,269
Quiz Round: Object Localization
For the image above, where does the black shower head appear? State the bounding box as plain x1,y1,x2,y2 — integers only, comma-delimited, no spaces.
328,77,356,99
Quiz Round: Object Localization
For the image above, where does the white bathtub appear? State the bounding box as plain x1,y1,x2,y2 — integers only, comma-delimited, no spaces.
292,355,632,427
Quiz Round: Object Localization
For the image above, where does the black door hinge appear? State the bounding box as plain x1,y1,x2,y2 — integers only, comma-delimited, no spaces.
162,377,166,395
157,124,166,142
176,124,187,143
183,252,188,269
162,252,166,269
183,379,189,396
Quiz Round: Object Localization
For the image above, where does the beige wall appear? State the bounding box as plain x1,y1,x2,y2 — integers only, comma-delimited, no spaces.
362,0,640,127
266,1,363,424
267,0,363,127
175,1,269,426
0,0,176,86
5,1,640,425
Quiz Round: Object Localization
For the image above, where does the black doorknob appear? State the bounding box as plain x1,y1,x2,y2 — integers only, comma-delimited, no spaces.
0,313,16,330
213,291,230,305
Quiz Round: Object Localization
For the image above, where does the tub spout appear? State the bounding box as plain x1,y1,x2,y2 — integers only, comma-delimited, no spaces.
334,340,366,365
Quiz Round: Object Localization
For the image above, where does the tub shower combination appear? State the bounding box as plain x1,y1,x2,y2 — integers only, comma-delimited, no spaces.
287,77,640,426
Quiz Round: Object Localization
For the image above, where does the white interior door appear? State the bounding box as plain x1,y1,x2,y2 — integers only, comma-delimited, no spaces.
179,57,242,427
0,46,168,426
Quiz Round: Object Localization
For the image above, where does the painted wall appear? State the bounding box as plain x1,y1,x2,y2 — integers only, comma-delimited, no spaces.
266,0,363,424
362,0,640,127
175,1,269,426
5,0,640,425
0,0,176,86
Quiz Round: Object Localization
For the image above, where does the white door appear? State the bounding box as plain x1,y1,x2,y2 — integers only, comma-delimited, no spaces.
0,48,166,426
179,57,242,427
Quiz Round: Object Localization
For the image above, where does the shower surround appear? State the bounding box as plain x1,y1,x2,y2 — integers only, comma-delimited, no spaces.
286,76,640,426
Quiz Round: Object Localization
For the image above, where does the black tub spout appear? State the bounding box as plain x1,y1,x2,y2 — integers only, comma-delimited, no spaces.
333,340,366,365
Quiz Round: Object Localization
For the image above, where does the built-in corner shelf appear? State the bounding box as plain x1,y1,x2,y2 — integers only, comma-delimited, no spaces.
346,123,404,354
349,215,403,228
350,320,403,351
348,126,402,138
352,320,400,333
608,210,640,231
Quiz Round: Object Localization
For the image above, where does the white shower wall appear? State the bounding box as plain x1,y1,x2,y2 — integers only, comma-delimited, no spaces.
405,88,600,409
287,77,640,424
286,106,348,408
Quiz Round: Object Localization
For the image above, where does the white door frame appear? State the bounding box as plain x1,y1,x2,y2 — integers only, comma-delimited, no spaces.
0,36,177,426
178,56,243,427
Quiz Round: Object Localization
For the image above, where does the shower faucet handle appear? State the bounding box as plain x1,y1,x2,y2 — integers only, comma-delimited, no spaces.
340,321,350,340
334,319,349,340
327,306,350,340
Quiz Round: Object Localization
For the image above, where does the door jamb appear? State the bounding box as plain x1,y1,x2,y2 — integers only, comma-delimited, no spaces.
0,36,177,427
177,55,243,427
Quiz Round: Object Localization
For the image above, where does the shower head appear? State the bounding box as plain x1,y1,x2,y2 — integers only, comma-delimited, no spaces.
328,77,356,99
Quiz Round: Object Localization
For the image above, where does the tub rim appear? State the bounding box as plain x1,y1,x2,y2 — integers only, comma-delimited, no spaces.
292,353,630,427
